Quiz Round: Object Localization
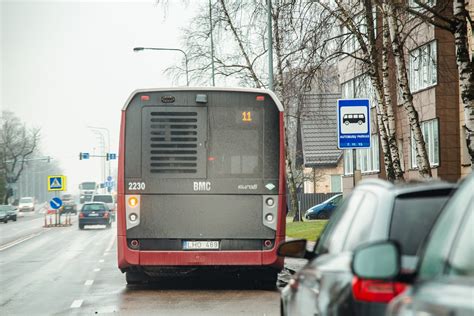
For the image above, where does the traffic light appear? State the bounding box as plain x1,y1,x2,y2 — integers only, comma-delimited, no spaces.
106,153,109,161
79,152,82,160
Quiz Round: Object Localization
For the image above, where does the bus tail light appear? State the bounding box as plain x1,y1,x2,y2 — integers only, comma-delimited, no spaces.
126,195,140,230
263,195,278,231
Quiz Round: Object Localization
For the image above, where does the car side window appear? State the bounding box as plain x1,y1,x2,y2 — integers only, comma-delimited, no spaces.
447,205,474,277
343,192,377,251
320,192,365,254
418,177,473,279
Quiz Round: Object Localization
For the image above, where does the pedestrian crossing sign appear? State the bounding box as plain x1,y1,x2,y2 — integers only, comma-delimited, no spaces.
48,175,66,191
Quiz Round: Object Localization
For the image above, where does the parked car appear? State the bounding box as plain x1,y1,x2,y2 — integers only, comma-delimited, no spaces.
278,179,456,316
304,194,343,220
351,174,474,316
78,202,112,229
0,205,19,221
61,193,77,214
18,197,35,212
91,194,116,220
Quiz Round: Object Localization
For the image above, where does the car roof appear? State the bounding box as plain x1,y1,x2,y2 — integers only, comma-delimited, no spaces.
355,178,456,196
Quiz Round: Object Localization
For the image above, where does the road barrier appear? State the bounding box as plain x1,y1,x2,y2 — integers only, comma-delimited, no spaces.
43,210,73,228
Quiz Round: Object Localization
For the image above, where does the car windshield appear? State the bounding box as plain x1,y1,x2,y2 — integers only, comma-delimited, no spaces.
82,204,106,212
92,195,113,203
20,198,33,203
0,210,7,215
0,205,13,211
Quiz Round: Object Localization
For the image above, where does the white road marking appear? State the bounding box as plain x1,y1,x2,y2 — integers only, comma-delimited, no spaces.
0,232,42,252
94,268,101,272
84,280,94,286
105,234,116,252
70,299,83,308
99,259,104,263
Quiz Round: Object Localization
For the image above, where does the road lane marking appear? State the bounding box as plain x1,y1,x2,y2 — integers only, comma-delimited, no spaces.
70,300,83,308
94,268,101,272
99,259,104,263
105,235,115,252
0,232,42,252
84,280,94,286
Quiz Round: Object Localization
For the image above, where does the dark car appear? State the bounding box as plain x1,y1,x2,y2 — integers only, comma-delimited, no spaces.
78,202,112,230
304,194,343,220
1,205,19,221
0,209,9,223
61,194,77,214
351,174,474,316
278,179,456,316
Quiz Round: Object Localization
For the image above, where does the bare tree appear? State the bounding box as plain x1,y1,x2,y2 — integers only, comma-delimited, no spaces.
382,0,432,177
175,0,340,221
405,0,474,169
0,111,40,203
316,0,406,181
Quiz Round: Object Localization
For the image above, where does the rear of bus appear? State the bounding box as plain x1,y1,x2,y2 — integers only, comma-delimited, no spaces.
117,88,285,283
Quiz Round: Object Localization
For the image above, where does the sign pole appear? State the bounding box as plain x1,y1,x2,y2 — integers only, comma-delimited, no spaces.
352,148,357,188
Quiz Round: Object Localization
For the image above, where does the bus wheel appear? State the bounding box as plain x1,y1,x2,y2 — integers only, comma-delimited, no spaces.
126,271,148,285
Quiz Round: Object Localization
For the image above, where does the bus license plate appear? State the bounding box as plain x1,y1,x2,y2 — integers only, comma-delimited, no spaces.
183,241,219,250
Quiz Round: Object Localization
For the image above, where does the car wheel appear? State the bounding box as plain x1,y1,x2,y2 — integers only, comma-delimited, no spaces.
316,211,329,220
13,216,17,221
79,224,84,230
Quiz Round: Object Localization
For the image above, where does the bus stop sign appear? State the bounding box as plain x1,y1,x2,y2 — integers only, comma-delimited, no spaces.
337,99,371,149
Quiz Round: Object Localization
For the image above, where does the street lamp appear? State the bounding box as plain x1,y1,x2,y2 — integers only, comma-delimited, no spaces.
133,47,189,86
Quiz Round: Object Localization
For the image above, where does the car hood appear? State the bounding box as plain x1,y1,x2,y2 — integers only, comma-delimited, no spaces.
306,203,324,213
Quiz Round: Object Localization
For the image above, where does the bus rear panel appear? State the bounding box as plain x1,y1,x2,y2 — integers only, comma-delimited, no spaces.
117,88,285,279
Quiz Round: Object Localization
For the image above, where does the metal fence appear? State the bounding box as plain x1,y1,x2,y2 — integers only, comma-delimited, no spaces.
291,192,342,213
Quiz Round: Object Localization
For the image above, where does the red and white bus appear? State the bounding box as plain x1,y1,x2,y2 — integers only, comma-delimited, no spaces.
117,87,286,285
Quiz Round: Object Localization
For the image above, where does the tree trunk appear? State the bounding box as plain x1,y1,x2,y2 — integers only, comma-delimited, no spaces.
453,0,474,168
385,1,432,178
381,10,405,181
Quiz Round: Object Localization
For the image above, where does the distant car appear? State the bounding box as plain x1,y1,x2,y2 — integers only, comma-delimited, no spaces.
0,208,9,223
0,205,19,221
278,179,456,316
304,194,343,220
78,202,112,230
61,193,77,214
18,197,35,212
372,174,474,316
91,194,116,220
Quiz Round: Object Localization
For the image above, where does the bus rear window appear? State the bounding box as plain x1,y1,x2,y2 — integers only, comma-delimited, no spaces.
208,107,263,178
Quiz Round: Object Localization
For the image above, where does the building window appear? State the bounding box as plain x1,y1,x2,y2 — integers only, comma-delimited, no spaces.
341,74,376,108
344,134,380,175
410,119,439,168
409,41,437,92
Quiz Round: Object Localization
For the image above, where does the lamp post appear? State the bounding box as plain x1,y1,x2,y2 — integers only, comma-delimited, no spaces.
133,47,189,86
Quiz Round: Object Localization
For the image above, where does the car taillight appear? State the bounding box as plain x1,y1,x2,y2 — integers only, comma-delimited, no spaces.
352,277,408,303
79,213,84,218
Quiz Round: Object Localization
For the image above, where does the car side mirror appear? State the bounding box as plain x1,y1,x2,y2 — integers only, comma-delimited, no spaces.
277,239,315,260
352,241,400,280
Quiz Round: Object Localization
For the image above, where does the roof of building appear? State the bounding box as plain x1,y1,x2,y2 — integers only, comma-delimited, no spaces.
300,93,342,167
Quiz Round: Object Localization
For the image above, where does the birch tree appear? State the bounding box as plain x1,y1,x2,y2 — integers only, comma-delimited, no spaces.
0,111,41,203
382,1,432,177
406,0,474,169
317,0,405,181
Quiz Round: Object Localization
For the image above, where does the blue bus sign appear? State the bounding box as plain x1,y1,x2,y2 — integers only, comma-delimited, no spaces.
337,99,371,149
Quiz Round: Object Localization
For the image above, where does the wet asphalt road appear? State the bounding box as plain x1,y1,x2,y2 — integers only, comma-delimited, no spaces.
0,212,307,315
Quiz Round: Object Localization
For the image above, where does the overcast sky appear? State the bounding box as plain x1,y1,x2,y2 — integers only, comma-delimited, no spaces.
1,0,200,192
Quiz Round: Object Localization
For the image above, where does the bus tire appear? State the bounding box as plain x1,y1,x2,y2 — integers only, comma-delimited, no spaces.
126,271,148,285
